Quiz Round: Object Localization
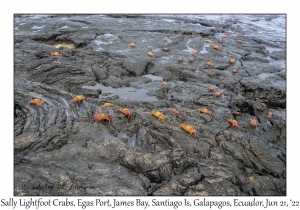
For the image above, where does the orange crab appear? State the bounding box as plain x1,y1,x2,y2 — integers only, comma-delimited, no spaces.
70,95,86,104
197,108,213,115
162,48,171,52
232,111,242,116
189,57,194,62
129,43,136,47
229,59,236,64
211,45,222,51
161,81,168,86
232,69,238,73
266,111,273,119
170,109,180,116
101,103,114,108
166,33,171,37
117,108,132,119
150,110,166,123
250,119,257,127
28,98,44,107
147,52,154,57
178,57,184,63
225,31,231,36
92,113,112,124
237,40,242,43
222,35,228,38
179,124,197,137
50,52,63,57
261,103,267,107
208,86,215,91
213,92,222,97
193,50,198,55
205,40,213,43
204,61,214,67
227,118,239,129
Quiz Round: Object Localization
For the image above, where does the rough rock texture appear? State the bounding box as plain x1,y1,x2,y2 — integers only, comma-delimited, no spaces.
14,14,286,196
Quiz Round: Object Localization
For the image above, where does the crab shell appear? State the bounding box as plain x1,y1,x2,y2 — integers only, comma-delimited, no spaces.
232,69,238,73
150,110,166,123
208,86,215,91
204,62,214,67
50,52,63,57
162,48,171,52
213,92,222,97
227,119,239,129
189,57,194,62
178,57,184,63
28,98,44,107
266,111,273,119
229,59,236,64
147,52,154,57
193,50,198,55
170,109,180,116
117,108,132,119
92,113,112,124
261,103,267,107
232,111,242,116
178,124,196,137
205,40,213,43
250,119,257,127
70,95,86,104
197,108,213,115
129,43,136,47
166,34,171,37
211,45,222,50
161,81,168,86
101,103,114,108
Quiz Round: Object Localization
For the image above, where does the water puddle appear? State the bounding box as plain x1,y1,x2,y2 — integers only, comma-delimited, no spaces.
200,44,210,54
94,33,117,50
95,40,110,46
161,19,177,23
142,74,163,81
257,73,271,80
82,83,158,101
31,25,45,29
117,132,137,147
182,39,195,54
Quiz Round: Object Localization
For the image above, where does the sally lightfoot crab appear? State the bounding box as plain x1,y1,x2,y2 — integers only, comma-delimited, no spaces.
178,124,196,137
70,95,86,104
92,113,112,124
101,103,114,108
117,108,132,119
28,98,44,107
50,52,63,57
250,119,257,127
150,110,166,123
170,109,180,116
227,119,239,129
197,108,213,115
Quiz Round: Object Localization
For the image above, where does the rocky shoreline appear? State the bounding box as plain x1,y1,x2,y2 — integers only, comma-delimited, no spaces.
14,14,286,196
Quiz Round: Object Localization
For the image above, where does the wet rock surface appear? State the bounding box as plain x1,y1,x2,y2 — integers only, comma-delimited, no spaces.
14,14,286,196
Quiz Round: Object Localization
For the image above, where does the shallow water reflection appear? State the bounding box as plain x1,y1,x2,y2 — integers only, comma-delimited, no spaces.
82,83,158,101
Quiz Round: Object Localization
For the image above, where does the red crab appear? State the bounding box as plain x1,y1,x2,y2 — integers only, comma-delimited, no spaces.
92,113,112,124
